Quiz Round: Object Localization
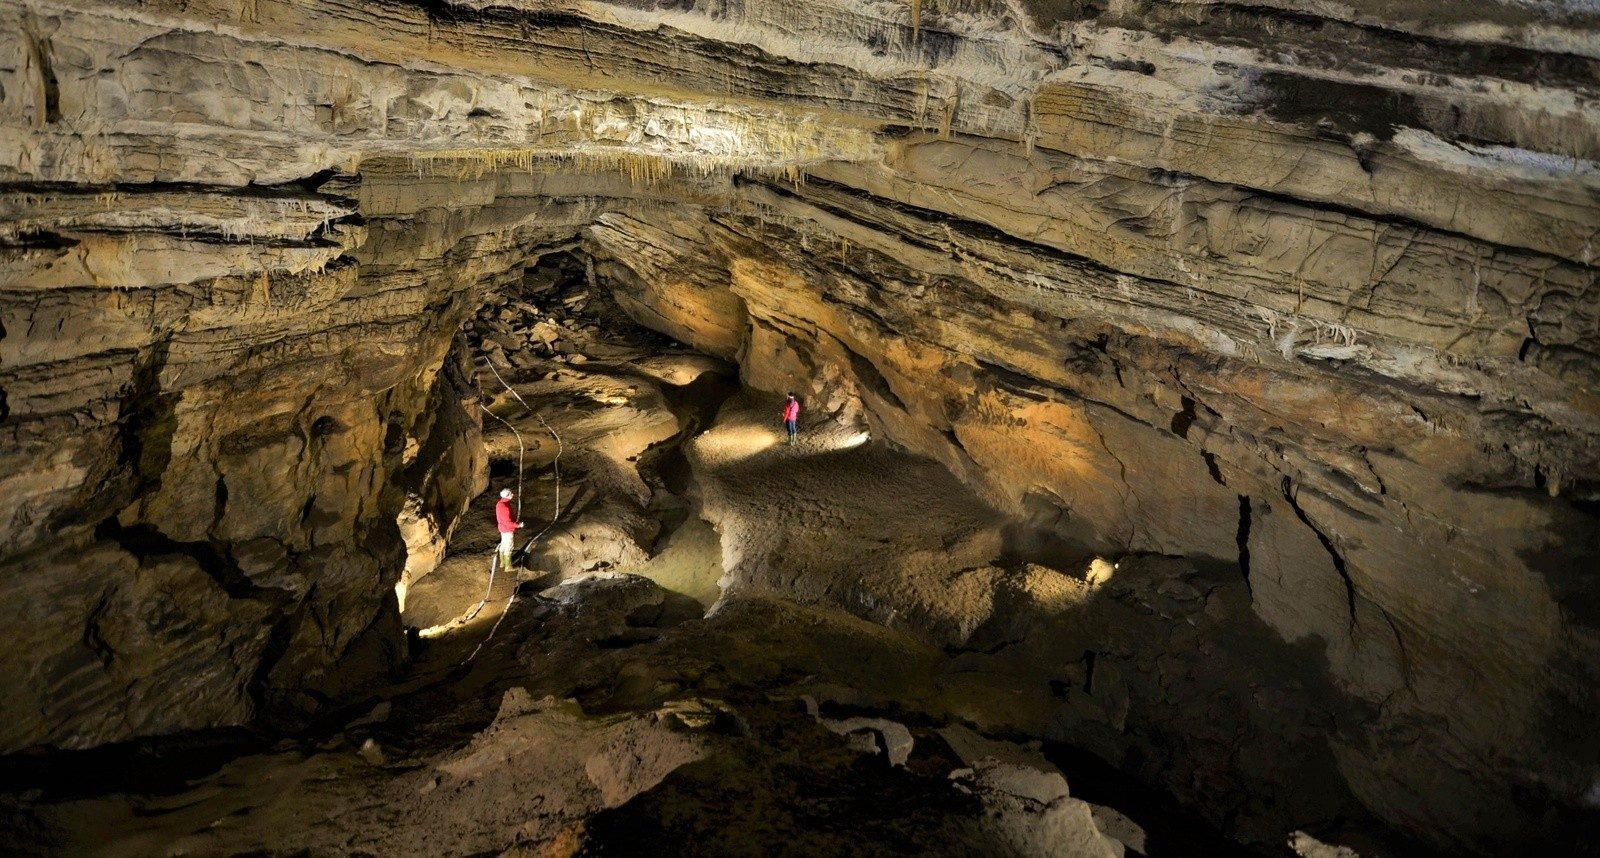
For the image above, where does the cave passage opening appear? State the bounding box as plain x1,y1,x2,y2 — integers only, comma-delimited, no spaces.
396,247,741,637
0,205,1452,858
359,237,1272,858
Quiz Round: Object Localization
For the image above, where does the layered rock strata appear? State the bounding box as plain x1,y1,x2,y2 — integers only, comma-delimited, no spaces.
2,0,1597,852
589,170,1600,849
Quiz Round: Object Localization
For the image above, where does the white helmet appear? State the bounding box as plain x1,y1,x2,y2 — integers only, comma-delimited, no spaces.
499,489,514,499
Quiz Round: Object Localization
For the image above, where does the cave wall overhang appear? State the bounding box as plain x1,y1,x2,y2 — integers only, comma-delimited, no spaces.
1,0,1598,851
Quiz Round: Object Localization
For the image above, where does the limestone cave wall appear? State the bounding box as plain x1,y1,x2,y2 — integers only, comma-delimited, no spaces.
2,0,1597,851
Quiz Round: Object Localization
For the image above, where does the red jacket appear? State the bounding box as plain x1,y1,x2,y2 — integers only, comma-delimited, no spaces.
783,399,800,421
495,497,517,533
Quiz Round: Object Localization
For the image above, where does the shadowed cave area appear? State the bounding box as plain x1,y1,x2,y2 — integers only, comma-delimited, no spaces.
1,1,1599,855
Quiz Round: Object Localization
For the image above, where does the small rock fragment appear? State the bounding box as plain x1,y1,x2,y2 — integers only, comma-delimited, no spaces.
358,738,386,766
347,700,392,728
1090,804,1147,855
820,717,915,766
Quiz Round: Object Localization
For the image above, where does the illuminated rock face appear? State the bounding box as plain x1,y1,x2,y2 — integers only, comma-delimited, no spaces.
587,183,1600,849
2,0,1597,851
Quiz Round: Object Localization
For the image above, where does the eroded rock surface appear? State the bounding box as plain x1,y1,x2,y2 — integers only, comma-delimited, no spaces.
3,0,1598,852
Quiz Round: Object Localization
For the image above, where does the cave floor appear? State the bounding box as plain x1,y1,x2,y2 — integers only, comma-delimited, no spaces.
1,286,1285,857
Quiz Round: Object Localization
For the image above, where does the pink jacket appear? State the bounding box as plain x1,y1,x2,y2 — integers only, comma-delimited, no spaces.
783,399,800,421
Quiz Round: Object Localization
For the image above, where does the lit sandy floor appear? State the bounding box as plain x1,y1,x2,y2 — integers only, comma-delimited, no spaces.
684,393,1017,644
613,512,724,608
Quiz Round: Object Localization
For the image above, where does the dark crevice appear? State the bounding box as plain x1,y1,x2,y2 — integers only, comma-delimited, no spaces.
1292,478,1384,524
409,0,587,29
54,226,349,251
828,332,908,413
248,614,301,714
1201,451,1225,486
0,229,78,252
0,313,7,424
972,357,1163,433
1170,395,1197,439
1280,477,1357,627
1097,57,1155,75
1376,605,1413,689
648,367,741,499
1252,71,1423,143
22,15,60,125
940,427,965,456
0,728,266,802
82,593,115,668
41,58,60,124
94,518,278,602
1235,495,1252,597
269,167,344,196
1,177,361,246
212,476,229,534
0,179,349,203
1519,317,1539,361
119,339,178,493
1137,1,1600,89
974,358,1054,403
594,631,662,649
944,635,1025,657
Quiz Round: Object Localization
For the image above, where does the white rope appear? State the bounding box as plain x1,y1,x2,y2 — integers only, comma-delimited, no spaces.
480,404,525,519
465,589,518,665
462,353,566,662
483,356,564,540
462,403,521,623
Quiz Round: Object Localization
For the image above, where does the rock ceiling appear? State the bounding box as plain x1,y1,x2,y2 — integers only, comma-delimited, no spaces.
1,0,1598,852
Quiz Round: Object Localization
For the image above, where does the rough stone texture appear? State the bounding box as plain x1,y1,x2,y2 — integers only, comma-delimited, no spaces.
2,0,1598,852
590,184,1600,850
7,570,1159,856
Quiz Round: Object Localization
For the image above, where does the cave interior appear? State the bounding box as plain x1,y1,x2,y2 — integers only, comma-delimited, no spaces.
1,0,1599,855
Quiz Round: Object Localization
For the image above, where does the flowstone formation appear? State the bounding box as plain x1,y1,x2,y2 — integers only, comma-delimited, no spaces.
2,0,1597,853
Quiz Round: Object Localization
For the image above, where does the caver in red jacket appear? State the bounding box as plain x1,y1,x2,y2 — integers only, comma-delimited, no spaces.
782,397,800,422
496,496,519,533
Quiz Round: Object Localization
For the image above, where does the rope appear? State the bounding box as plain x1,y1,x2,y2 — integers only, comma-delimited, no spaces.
484,356,564,541
461,353,565,663
465,589,518,664
462,403,522,623
479,403,525,519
